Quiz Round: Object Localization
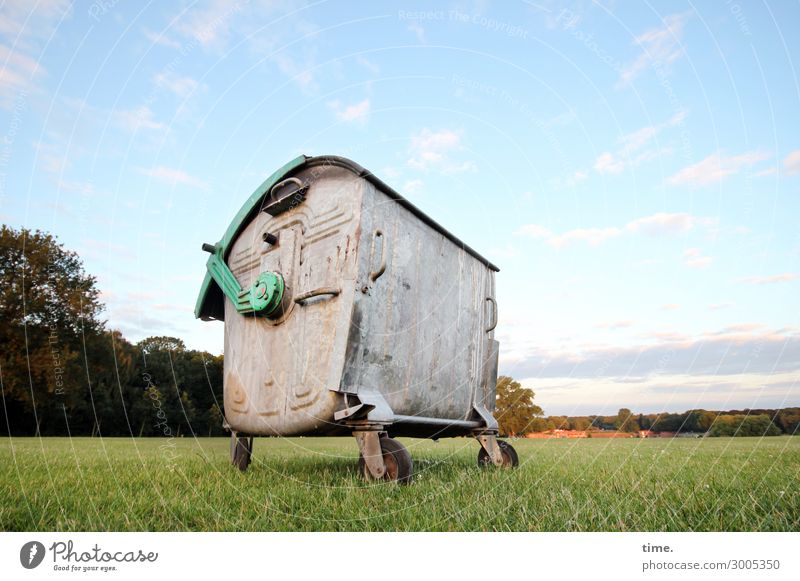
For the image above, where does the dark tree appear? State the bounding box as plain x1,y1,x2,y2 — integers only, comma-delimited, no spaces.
776,409,800,435
615,408,639,432
0,225,104,434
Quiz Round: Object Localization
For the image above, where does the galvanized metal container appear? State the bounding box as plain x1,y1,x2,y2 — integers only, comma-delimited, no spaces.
196,155,516,482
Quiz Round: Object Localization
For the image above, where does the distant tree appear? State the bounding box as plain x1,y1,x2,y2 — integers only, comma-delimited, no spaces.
569,417,590,431
776,409,800,435
698,410,717,432
615,408,639,432
134,336,197,437
528,417,553,432
681,410,704,433
651,413,682,432
708,414,782,437
139,336,186,354
495,376,543,436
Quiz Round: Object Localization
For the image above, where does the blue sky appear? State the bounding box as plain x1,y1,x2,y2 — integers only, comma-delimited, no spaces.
2,1,798,415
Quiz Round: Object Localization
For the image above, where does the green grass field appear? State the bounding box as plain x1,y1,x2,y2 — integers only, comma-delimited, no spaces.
1,436,798,531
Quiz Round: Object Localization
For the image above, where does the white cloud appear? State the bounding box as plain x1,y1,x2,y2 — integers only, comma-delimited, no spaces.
623,111,685,153
402,179,423,195
143,29,183,50
625,212,696,235
660,303,680,311
619,12,690,86
517,212,710,248
0,0,68,106
380,166,401,180
490,243,521,259
113,106,166,133
32,141,69,174
569,170,587,184
271,52,316,91
174,0,244,48
550,169,588,189
783,150,800,175
140,166,208,189
683,247,712,269
153,71,202,98
708,301,734,310
0,42,43,77
168,3,323,91
408,22,426,43
517,224,552,239
329,98,370,123
595,320,634,330
0,43,47,106
753,167,776,177
593,152,624,174
667,151,770,186
594,111,686,174
741,273,798,285
56,179,94,195
412,128,460,155
407,128,475,173
356,55,380,75
548,227,622,248
0,0,71,43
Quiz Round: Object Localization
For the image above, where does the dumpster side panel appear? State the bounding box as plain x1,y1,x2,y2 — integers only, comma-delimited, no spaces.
223,166,363,436
342,180,498,425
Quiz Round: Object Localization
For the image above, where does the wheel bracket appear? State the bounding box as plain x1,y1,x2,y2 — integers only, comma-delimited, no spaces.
353,430,386,479
475,433,504,466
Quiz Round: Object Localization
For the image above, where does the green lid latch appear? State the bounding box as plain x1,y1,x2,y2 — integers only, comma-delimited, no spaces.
247,271,284,315
202,242,284,317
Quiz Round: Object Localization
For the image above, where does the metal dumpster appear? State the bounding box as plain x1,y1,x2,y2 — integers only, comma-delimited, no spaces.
195,155,517,483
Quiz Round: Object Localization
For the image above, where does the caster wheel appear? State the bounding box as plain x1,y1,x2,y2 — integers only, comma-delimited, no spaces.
231,434,253,472
358,437,413,484
478,440,519,468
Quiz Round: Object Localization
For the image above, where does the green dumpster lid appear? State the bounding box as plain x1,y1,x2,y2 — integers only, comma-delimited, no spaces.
195,155,500,321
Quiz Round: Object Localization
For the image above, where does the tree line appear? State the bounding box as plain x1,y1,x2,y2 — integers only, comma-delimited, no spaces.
492,377,798,437
0,225,224,437
522,407,798,437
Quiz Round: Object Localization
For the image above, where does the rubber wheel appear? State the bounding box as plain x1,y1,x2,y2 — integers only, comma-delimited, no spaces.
478,440,519,468
358,437,413,484
231,434,253,472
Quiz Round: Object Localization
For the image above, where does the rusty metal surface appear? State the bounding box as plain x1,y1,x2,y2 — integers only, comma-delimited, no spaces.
353,430,386,479
223,166,362,436
218,162,500,438
476,434,504,466
341,178,498,425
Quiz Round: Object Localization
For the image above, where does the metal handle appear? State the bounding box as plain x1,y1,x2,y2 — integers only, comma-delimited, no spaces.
485,297,497,332
294,287,341,305
270,177,305,199
369,229,387,282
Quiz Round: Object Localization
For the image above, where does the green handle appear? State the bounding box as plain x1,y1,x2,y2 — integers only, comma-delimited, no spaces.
203,244,284,316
